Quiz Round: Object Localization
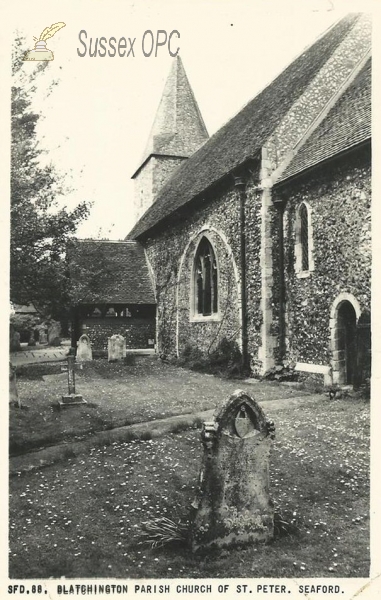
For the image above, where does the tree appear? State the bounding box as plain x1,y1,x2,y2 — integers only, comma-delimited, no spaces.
10,36,90,320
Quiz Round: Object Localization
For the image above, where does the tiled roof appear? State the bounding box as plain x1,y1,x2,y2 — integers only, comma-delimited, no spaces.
128,14,360,239
13,303,37,314
69,240,155,305
277,57,371,183
133,56,209,177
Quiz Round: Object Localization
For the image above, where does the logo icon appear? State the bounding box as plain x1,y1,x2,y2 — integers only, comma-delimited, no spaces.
23,22,66,61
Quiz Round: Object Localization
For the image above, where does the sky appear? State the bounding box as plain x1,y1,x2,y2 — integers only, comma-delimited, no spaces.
4,0,375,240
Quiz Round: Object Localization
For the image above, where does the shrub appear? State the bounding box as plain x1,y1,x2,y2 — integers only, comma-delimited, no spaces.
209,338,243,377
263,364,298,382
124,353,136,366
178,344,207,371
138,517,189,549
10,313,41,344
179,338,245,378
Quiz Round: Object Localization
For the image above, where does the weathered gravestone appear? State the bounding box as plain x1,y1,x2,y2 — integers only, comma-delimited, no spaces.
48,321,61,346
9,362,20,407
10,328,20,352
39,329,48,344
76,334,93,362
108,334,126,362
191,390,275,552
59,356,86,408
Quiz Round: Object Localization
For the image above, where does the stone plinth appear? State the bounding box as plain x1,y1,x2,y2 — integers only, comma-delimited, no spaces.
191,390,275,552
59,393,86,408
59,356,86,408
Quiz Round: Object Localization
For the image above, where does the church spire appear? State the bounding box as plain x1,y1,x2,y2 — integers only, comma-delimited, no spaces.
140,55,209,165
132,56,209,223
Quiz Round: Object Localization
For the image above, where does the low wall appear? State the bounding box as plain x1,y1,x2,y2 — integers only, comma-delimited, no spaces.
80,318,155,350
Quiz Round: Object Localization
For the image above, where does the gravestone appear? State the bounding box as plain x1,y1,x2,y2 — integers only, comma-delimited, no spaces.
10,328,20,352
48,321,61,346
108,334,126,362
39,329,48,344
9,362,20,407
28,332,36,346
59,356,86,408
76,334,93,362
191,390,275,552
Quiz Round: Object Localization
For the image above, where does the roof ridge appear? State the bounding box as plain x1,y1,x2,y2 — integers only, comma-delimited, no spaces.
186,14,361,145
127,13,367,239
272,48,371,184
153,15,361,184
275,57,371,184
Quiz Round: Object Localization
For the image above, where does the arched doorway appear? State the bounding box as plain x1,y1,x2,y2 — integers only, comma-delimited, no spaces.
336,301,357,385
355,310,371,389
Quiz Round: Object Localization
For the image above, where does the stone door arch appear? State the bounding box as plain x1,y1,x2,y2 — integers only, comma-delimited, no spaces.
330,293,362,385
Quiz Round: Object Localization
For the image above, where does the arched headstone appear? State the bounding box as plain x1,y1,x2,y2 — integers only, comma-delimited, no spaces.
76,334,93,362
191,390,275,551
108,334,126,362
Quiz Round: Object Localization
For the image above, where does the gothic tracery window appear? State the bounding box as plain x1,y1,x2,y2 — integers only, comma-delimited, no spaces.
194,237,218,316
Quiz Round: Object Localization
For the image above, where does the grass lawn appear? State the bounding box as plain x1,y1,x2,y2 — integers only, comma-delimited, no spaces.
9,394,369,579
10,357,308,455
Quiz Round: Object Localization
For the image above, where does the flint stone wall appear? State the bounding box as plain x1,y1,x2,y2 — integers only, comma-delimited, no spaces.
81,318,155,351
273,147,371,366
144,167,264,371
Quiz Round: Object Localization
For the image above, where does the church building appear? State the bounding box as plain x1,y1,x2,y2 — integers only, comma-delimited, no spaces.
74,13,371,388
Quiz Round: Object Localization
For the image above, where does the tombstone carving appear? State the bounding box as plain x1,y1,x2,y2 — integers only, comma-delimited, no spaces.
76,334,93,362
108,334,126,362
191,390,275,552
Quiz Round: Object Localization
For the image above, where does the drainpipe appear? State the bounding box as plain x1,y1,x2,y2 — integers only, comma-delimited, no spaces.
234,176,249,372
275,198,286,362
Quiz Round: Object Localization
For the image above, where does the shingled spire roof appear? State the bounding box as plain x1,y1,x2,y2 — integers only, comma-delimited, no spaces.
132,55,209,178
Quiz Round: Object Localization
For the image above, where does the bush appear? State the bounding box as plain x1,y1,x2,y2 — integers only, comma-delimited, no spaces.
263,364,298,382
10,313,41,343
178,344,206,371
179,338,245,378
124,353,136,366
209,338,243,377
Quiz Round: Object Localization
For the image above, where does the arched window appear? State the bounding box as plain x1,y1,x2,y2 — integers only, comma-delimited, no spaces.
299,203,309,271
295,202,314,276
194,237,218,316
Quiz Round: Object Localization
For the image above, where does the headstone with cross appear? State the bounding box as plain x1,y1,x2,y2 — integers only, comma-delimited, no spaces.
59,356,86,408
190,389,275,551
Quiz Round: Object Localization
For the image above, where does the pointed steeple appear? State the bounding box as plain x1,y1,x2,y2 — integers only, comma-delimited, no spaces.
140,55,209,164
132,56,208,223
